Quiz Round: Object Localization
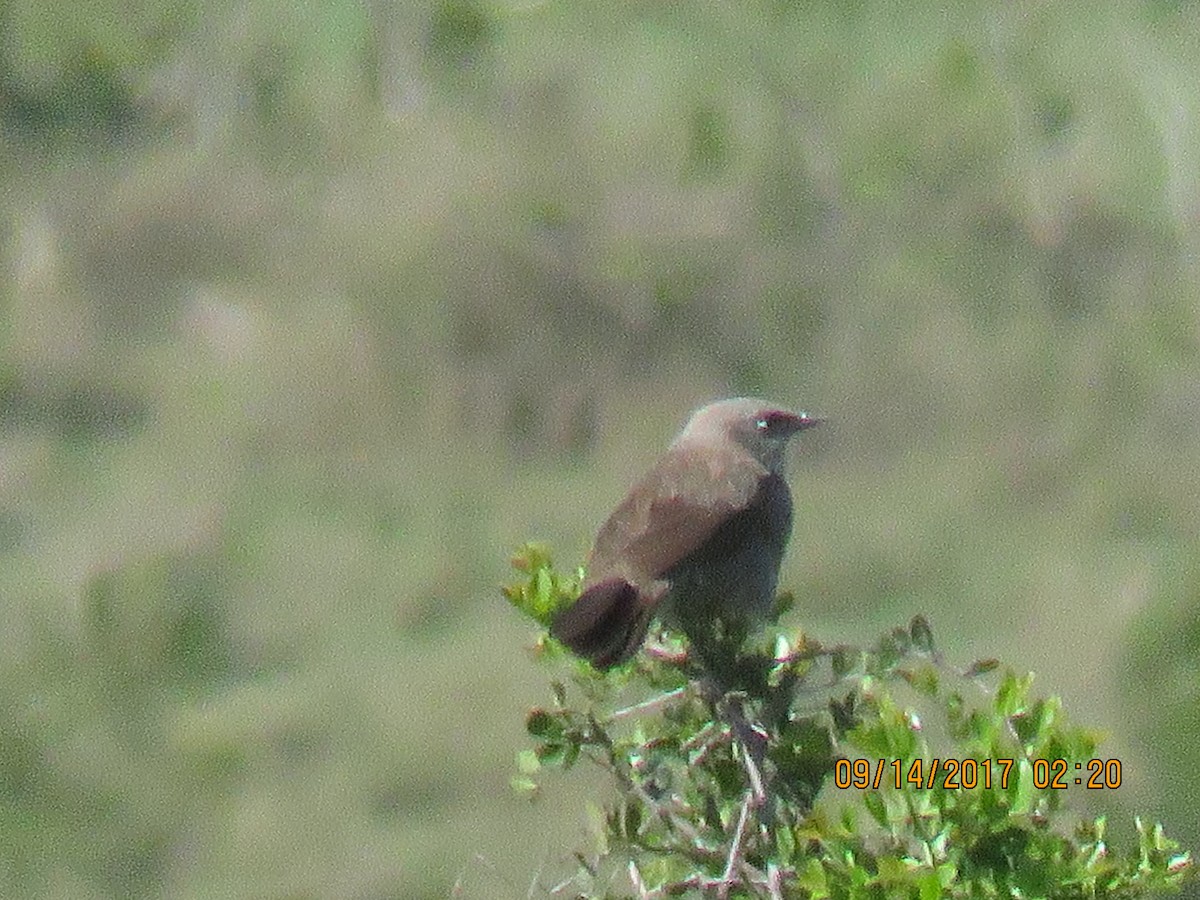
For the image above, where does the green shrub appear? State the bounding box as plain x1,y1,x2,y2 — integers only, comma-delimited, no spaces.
505,544,1192,899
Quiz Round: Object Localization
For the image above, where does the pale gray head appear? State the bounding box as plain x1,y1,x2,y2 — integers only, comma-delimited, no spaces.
674,397,822,472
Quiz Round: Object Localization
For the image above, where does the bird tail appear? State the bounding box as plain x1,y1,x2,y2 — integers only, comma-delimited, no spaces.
550,579,656,669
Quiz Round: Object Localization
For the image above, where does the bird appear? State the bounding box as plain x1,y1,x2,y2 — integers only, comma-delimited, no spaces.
550,398,822,671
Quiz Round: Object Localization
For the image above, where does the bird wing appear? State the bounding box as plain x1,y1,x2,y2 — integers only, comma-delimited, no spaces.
585,443,768,588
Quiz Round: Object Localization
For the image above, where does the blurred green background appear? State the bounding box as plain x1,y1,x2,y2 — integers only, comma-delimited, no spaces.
1,0,1199,897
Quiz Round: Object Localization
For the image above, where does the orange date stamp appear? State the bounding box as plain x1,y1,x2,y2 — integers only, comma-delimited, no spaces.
834,758,1124,791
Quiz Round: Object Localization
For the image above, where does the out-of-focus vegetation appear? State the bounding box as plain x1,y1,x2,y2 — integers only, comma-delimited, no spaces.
1,0,1198,897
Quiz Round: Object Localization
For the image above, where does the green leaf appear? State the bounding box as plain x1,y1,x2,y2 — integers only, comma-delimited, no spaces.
797,858,830,898
775,822,796,865
965,657,1000,677
995,669,1033,719
1011,758,1035,815
875,854,912,884
561,738,581,769
876,629,907,670
899,661,939,696
503,543,581,626
864,790,888,828
516,748,540,776
536,741,566,765
909,615,935,654
918,868,944,900
526,708,562,739
832,645,861,678
533,567,554,614
510,775,539,797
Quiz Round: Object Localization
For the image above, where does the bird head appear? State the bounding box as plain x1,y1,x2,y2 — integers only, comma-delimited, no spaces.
677,397,822,472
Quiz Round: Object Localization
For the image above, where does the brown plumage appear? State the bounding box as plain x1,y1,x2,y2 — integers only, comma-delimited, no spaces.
551,398,822,669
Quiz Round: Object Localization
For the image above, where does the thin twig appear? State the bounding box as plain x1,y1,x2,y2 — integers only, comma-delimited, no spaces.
629,860,649,899
718,792,755,898
611,686,689,720
680,720,722,753
588,714,724,866
643,642,689,666
683,721,730,769
719,693,769,805
738,734,767,804
765,862,784,900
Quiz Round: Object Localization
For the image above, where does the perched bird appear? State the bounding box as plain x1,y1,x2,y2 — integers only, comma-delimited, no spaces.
551,398,822,670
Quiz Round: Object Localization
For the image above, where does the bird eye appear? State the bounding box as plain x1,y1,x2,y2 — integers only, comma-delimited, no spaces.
756,411,806,435
756,412,788,433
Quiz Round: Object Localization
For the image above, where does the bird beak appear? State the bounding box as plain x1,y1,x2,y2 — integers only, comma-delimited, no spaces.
784,412,824,434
